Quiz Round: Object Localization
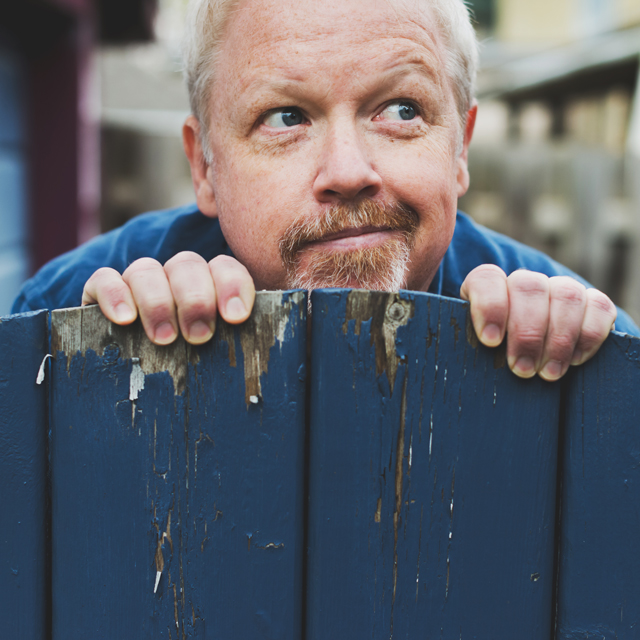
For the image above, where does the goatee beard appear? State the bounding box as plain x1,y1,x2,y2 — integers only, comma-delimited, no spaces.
279,201,418,292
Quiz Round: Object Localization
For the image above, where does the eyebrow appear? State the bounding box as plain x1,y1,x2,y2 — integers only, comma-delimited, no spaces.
229,42,447,126
242,56,442,103
375,47,443,84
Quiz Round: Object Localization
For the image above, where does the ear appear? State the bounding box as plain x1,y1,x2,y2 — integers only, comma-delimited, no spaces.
183,115,218,219
456,101,477,198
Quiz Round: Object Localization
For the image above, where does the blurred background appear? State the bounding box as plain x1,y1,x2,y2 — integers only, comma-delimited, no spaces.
1,0,639,321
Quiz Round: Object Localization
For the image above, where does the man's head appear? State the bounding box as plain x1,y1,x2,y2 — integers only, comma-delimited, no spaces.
181,0,479,291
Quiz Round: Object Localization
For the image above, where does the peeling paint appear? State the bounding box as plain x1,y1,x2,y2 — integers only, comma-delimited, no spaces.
219,291,305,404
449,315,461,344
129,359,145,401
257,542,285,550
465,312,479,348
51,305,196,395
36,354,52,385
343,291,414,394
51,293,305,401
390,375,408,638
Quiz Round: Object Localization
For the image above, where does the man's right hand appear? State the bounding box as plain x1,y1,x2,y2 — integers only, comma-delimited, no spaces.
82,252,257,345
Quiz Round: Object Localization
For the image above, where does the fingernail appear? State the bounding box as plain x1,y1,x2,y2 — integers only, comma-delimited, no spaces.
225,296,248,322
571,349,583,366
154,322,177,345
540,360,563,381
114,302,135,323
510,356,536,378
481,323,502,347
187,320,214,344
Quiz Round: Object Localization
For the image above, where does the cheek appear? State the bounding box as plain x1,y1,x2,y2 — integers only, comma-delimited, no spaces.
377,140,459,289
211,146,311,289
380,137,460,215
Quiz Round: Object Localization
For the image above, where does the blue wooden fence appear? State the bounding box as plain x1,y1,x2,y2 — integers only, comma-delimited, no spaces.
0,310,48,639
1,289,639,639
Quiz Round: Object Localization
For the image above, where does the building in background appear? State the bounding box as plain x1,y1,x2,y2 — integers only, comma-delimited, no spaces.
3,0,640,323
462,0,640,320
99,0,192,234
0,0,157,314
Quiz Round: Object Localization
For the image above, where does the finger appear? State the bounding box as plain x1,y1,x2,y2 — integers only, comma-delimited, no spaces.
208,255,256,324
82,267,137,325
506,270,550,378
165,252,217,345
572,288,617,366
538,277,587,381
460,264,509,347
123,258,178,345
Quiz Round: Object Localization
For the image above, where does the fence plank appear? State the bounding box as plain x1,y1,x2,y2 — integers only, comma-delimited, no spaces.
0,310,49,639
556,331,640,639
306,289,561,639
50,292,307,639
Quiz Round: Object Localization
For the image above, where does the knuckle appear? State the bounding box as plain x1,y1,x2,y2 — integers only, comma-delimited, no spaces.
579,326,606,349
90,267,119,283
210,254,247,274
587,289,616,317
178,292,216,317
465,265,507,292
550,278,586,307
85,269,128,303
511,327,546,351
165,251,206,270
546,334,576,358
469,264,507,280
508,270,549,296
138,294,174,316
124,257,162,276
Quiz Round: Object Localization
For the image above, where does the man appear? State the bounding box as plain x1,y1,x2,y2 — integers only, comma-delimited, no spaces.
13,0,638,380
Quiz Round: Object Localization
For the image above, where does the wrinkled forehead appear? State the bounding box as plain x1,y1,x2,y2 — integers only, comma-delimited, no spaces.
216,0,449,84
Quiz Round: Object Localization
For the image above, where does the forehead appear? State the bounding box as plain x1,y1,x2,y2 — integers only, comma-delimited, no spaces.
215,0,449,94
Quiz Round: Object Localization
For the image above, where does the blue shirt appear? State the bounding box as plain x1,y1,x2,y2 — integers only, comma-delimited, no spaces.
12,203,640,336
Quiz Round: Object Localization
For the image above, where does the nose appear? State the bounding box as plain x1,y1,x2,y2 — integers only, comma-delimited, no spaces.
313,120,382,203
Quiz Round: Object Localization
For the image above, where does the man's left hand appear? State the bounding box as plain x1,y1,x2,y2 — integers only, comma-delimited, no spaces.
460,265,617,381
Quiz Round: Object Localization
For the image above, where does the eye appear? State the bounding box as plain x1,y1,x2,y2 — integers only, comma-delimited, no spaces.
263,108,306,128
379,102,418,122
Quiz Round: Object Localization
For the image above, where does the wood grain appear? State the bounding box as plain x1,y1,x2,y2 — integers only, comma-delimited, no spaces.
556,330,640,640
0,310,49,640
50,292,307,639
306,289,561,639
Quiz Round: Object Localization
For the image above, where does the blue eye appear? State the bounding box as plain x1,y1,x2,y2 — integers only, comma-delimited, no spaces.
381,102,418,121
264,108,306,128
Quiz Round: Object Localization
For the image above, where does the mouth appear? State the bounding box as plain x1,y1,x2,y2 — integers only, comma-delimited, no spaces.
305,226,400,251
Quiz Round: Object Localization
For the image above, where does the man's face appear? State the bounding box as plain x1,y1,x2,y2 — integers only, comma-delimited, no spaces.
198,0,474,291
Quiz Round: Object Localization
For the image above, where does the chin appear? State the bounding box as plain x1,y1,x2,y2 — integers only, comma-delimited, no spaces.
287,243,411,292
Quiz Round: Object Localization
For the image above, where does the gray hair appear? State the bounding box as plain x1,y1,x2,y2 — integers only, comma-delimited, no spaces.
183,0,479,160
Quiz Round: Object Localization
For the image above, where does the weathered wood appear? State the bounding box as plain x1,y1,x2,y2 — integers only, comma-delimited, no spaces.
0,310,49,640
556,331,640,639
306,289,561,639
50,292,307,639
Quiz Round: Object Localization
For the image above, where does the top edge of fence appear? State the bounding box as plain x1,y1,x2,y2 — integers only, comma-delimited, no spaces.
0,308,48,323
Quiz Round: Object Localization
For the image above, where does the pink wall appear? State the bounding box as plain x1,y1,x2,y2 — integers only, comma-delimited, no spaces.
27,1,99,269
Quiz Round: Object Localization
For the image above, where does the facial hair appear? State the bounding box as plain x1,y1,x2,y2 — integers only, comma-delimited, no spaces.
279,200,419,291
